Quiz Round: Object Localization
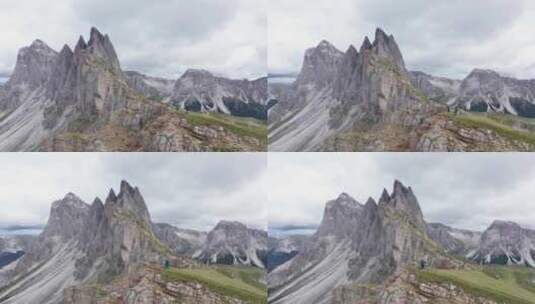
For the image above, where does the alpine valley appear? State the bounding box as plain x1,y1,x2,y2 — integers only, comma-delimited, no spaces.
0,180,268,304
0,28,268,152
268,180,535,304
268,28,535,152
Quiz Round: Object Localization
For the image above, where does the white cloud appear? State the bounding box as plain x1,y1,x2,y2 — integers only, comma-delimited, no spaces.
0,0,266,79
269,153,535,232
0,153,267,232
269,0,535,79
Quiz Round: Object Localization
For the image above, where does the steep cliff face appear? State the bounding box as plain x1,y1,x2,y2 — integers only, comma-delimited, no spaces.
269,181,456,304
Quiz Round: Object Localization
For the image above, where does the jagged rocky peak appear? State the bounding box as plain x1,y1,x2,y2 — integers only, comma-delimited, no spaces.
296,39,344,87
7,38,58,88
43,192,90,240
317,192,363,238
104,180,151,224
379,180,427,230
360,36,373,52
372,28,406,70
74,27,121,71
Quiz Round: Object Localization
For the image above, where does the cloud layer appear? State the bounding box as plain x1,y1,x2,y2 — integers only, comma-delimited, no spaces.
269,0,535,79
0,153,267,232
0,0,266,79
269,153,535,233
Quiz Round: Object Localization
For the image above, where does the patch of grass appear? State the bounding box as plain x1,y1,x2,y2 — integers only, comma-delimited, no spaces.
178,110,267,143
214,265,266,290
163,265,267,303
416,267,535,304
452,112,535,145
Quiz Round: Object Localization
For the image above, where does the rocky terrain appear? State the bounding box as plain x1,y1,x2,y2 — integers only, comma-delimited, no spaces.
268,28,535,152
0,28,266,152
197,220,268,269
0,181,267,304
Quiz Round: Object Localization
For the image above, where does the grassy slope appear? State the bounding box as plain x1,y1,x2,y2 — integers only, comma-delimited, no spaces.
416,266,535,304
178,111,267,144
163,265,267,303
452,112,535,146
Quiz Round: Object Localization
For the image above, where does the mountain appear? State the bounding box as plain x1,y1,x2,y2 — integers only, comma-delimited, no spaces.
268,181,459,304
470,220,535,267
269,28,535,152
125,69,268,120
409,71,461,104
169,69,268,120
197,220,268,269
0,28,265,152
0,181,172,304
152,222,207,256
123,71,174,102
269,29,446,151
427,222,482,257
455,69,535,117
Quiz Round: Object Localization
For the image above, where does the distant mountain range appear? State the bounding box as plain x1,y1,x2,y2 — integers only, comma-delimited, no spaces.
0,28,267,152
268,180,535,304
269,28,535,152
0,180,267,304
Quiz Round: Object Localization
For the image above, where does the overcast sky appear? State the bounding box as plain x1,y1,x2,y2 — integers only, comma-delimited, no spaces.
269,153,535,234
0,153,267,233
0,0,266,80
269,0,535,79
